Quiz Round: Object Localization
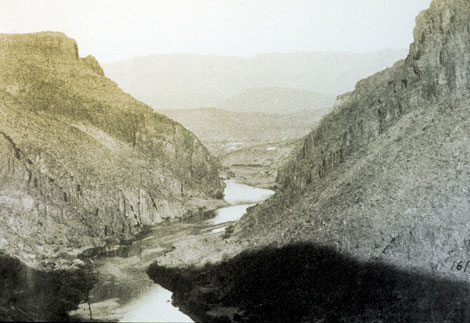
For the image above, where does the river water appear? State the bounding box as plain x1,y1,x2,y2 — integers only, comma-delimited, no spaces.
69,180,274,322
119,284,193,322
208,180,275,226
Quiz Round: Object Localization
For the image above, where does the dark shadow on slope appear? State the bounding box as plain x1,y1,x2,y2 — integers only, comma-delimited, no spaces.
147,243,470,323
0,251,96,322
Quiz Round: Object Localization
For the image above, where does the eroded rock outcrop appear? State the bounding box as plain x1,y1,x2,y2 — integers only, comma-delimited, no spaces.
234,0,470,278
0,32,223,268
277,0,470,191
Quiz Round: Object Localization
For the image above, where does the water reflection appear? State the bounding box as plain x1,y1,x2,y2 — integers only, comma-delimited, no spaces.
119,285,193,322
208,203,256,225
223,180,275,205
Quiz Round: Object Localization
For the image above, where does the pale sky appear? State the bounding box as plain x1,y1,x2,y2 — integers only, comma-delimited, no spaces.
0,0,432,63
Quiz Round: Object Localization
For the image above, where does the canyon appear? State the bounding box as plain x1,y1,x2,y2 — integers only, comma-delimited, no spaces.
1,0,470,322
144,0,470,322
0,32,223,321
158,107,330,188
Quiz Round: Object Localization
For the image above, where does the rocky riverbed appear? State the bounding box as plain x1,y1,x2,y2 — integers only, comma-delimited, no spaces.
68,181,274,322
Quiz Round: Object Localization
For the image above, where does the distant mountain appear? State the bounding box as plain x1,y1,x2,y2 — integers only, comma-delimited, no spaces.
103,50,408,111
219,87,335,114
157,107,330,145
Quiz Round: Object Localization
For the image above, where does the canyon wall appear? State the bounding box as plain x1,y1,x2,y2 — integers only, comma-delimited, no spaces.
0,32,223,268
278,0,470,191
235,0,470,278
141,1,470,321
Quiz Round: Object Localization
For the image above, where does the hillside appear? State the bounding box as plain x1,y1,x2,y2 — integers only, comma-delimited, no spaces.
239,0,470,272
103,49,406,110
148,0,470,321
0,32,223,269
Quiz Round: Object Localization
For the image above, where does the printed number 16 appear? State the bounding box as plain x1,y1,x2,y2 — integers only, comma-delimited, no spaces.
451,260,470,272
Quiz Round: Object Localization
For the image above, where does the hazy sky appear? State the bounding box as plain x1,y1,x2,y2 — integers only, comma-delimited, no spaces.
1,0,432,63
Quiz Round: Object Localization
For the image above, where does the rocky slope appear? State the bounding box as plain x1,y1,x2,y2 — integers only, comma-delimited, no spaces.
0,32,223,269
236,0,470,275
147,0,470,321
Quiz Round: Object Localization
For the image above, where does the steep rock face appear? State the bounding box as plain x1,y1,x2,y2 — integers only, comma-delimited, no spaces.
277,0,470,191
0,32,223,267
0,32,79,61
235,0,470,278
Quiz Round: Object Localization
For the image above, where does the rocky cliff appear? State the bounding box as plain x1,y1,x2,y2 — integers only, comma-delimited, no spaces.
144,1,470,321
235,0,470,276
0,32,223,268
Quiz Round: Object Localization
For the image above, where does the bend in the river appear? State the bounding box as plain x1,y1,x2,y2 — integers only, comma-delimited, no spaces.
69,180,275,322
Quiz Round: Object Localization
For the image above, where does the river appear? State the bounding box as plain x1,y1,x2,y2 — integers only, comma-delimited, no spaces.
69,180,274,322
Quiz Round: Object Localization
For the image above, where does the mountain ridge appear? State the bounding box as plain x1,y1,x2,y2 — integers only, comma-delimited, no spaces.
0,31,224,268
103,49,407,110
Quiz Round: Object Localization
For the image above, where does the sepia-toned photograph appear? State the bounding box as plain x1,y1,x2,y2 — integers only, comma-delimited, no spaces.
1,0,470,322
